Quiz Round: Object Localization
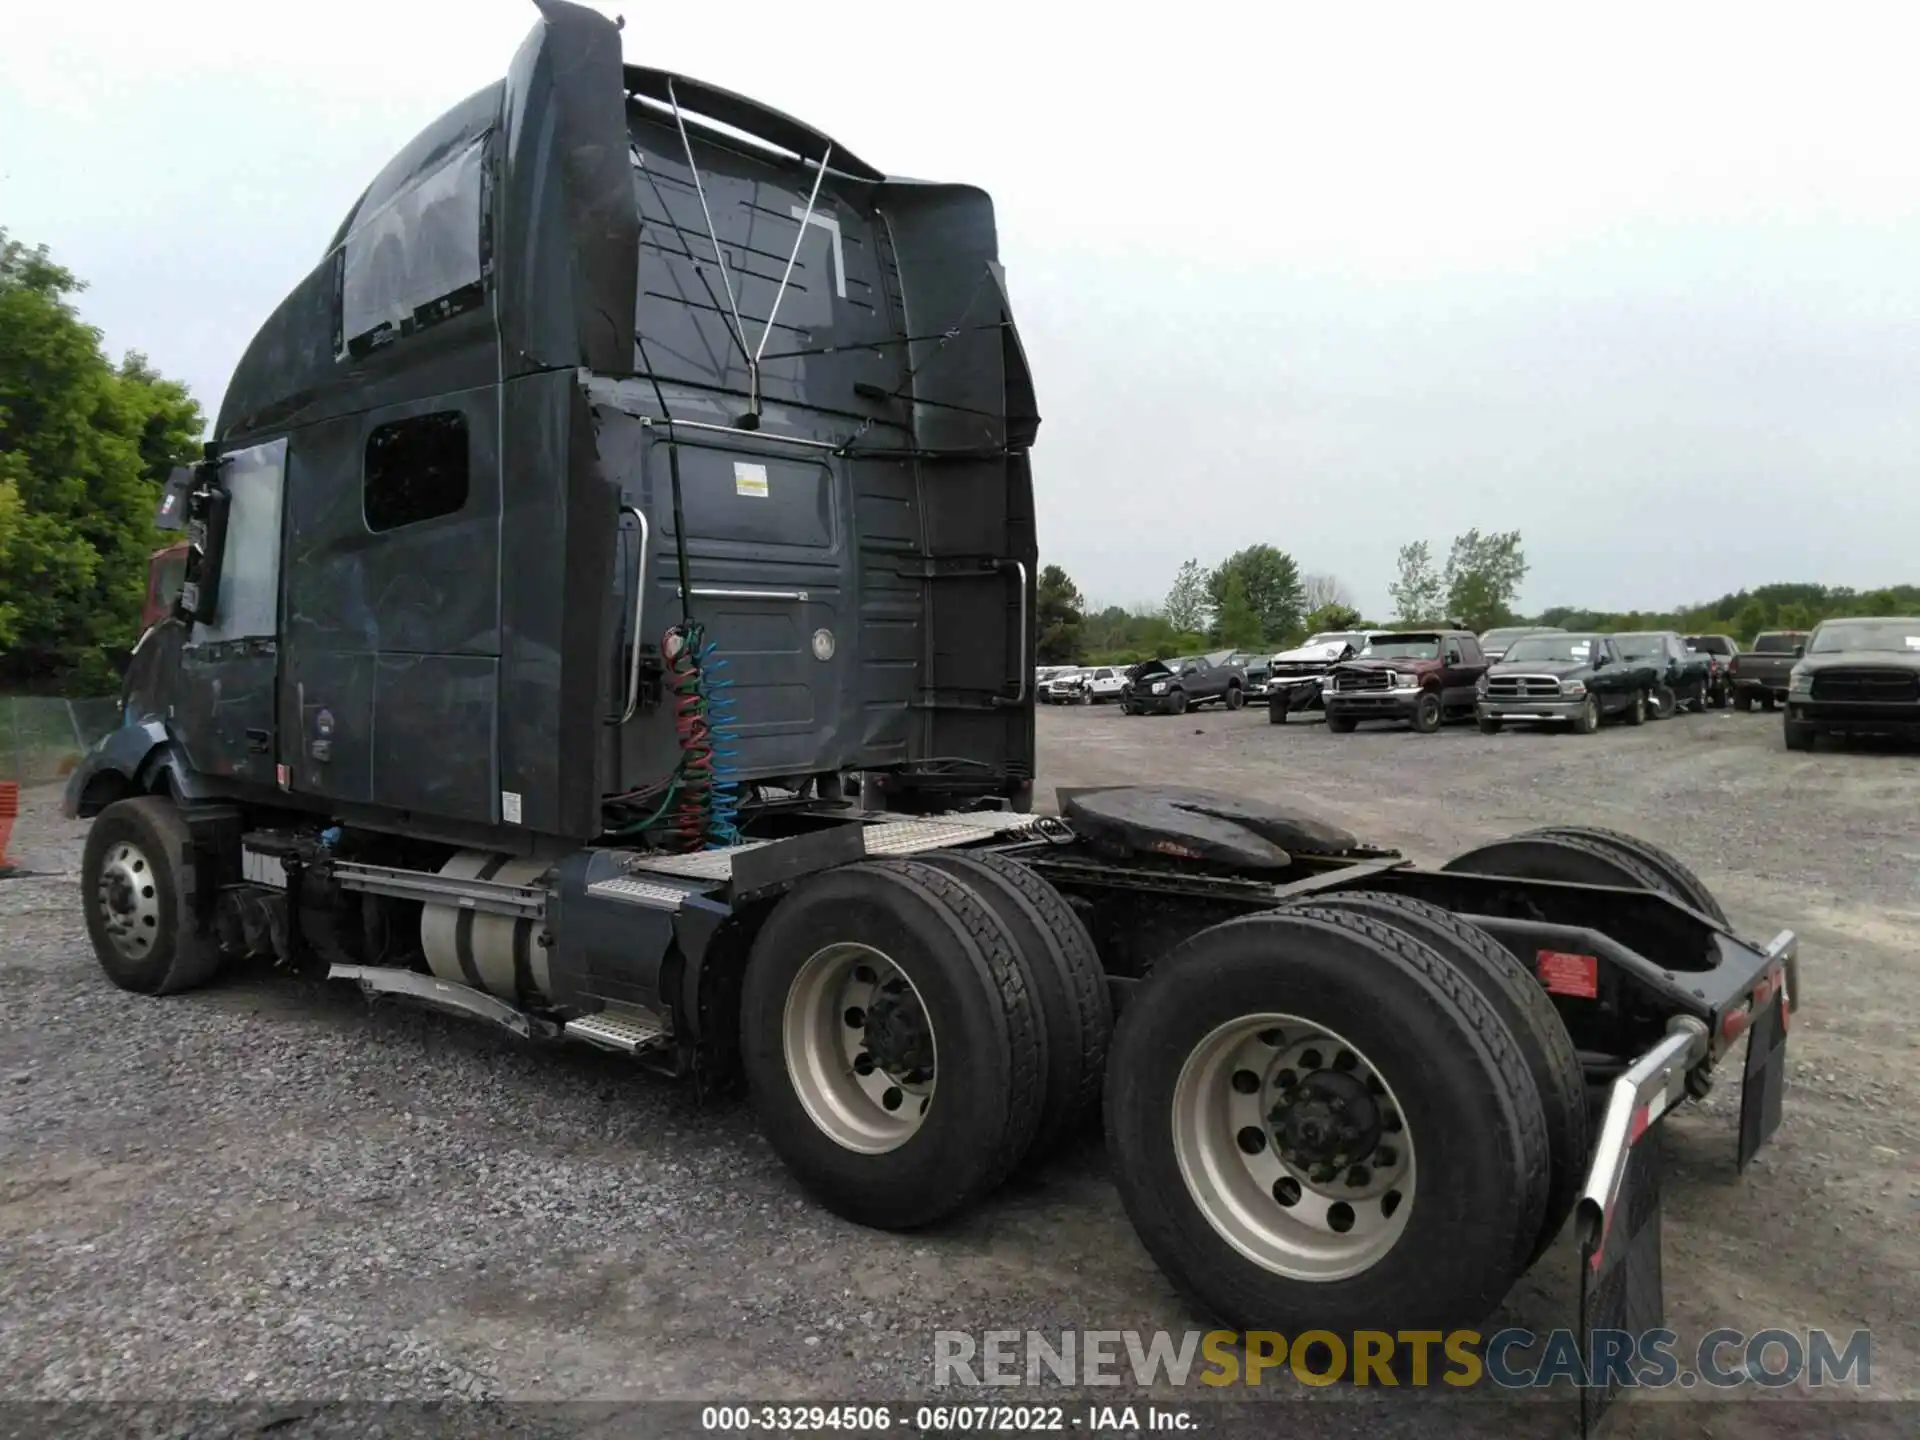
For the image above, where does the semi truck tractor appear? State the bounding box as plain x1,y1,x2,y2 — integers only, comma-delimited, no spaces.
65,3,1796,1410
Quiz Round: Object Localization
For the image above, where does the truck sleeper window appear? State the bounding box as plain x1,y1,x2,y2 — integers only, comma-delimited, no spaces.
364,411,470,532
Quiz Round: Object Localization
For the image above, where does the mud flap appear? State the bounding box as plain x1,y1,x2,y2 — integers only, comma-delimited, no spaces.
1575,1023,1700,1439
1579,1127,1664,1438
1737,986,1789,1173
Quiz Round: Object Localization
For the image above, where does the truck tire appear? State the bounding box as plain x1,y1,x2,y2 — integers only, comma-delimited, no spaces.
1411,690,1444,733
1104,908,1549,1333
1326,714,1357,734
1649,684,1676,719
739,859,1046,1229
1268,699,1286,726
1170,689,1189,715
1513,825,1729,927
1684,678,1709,713
1477,716,1502,734
1225,685,1245,711
1624,690,1648,726
1278,891,1587,1267
1759,691,1777,712
1784,720,1816,752
918,851,1112,1158
1572,694,1601,734
81,796,224,996
1733,690,1753,713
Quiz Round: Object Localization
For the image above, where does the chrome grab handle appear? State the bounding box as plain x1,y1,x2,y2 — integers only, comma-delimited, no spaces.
679,586,810,602
1000,560,1029,706
618,504,650,724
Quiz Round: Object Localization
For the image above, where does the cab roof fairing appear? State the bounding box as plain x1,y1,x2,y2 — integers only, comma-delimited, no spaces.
216,0,639,441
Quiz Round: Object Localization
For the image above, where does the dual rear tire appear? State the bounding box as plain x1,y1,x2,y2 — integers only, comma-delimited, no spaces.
739,854,1110,1230
1103,903,1559,1333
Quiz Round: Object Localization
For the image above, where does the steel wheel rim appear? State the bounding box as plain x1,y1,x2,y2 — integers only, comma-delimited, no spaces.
1583,695,1599,728
95,840,161,961
783,942,936,1154
1172,1012,1415,1281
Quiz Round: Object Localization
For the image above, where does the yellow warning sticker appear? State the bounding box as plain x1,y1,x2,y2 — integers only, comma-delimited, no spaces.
734,461,770,498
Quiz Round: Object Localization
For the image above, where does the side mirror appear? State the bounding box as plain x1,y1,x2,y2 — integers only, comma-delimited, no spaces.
1592,654,1609,669
1792,643,1806,657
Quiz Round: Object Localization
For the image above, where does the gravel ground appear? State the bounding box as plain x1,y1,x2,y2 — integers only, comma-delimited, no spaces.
2,704,1916,1434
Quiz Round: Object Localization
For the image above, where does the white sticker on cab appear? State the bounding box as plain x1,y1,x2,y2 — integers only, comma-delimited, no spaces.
734,462,770,498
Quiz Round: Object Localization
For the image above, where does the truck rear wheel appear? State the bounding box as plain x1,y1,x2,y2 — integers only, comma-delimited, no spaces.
740,860,1046,1229
1733,690,1753,712
918,851,1112,1158
1278,891,1587,1267
1513,825,1729,926
81,796,223,996
1104,908,1548,1333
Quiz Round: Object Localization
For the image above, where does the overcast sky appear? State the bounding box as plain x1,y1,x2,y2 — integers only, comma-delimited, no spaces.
7,1,1919,620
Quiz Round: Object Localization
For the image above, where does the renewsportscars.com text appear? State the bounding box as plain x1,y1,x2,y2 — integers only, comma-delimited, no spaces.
933,1328,1871,1390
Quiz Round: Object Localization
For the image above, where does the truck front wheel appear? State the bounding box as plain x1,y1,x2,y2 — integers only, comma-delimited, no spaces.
81,796,224,996
1784,720,1817,752
1104,908,1547,1334
740,860,1046,1230
1411,691,1444,733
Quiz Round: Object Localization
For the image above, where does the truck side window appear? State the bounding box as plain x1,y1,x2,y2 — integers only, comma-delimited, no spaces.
364,411,470,532
1445,640,1463,664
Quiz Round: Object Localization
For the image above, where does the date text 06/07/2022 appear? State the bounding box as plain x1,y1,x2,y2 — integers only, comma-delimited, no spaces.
699,1404,1198,1432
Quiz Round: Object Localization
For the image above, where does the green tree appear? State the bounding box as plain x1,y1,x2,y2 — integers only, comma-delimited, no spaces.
1388,541,1444,624
0,232,204,687
1214,572,1265,649
1205,544,1303,643
1302,602,1364,635
1164,558,1210,635
1442,529,1528,632
1035,564,1085,664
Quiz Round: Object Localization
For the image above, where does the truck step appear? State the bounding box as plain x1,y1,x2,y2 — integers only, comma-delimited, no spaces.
564,1006,669,1054
584,872,713,911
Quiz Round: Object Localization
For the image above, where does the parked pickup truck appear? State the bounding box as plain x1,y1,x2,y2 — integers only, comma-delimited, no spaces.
1783,616,1920,750
1322,629,1487,734
1684,633,1740,708
1479,625,1565,665
1612,630,1712,716
1731,631,1809,711
1476,632,1656,734
1045,665,1126,705
1265,630,1369,724
1119,654,1249,715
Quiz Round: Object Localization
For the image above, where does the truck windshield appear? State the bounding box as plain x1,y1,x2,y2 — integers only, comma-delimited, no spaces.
1751,634,1802,653
1305,632,1364,649
1359,636,1441,660
1613,635,1664,659
1503,635,1598,664
1685,635,1735,656
1808,621,1920,655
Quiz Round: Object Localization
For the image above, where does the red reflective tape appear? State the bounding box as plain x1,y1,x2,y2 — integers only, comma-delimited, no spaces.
1628,1102,1652,1145
1536,950,1600,999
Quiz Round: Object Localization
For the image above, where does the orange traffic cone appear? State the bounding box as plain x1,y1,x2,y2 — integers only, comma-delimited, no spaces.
0,780,17,873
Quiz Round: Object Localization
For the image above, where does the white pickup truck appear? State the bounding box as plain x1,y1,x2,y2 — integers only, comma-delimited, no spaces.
1043,665,1127,704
